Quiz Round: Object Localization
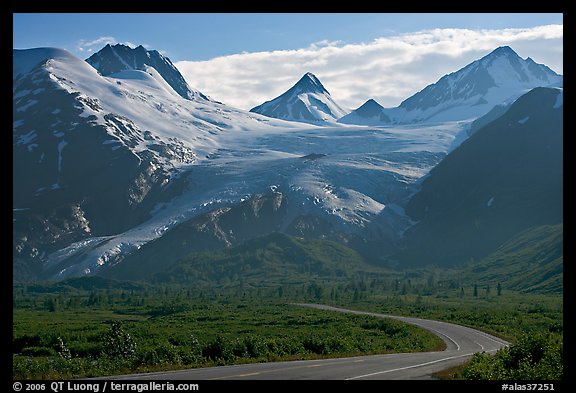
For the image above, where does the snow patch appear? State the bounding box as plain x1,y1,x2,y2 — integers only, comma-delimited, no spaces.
17,99,38,112
13,89,31,99
554,91,563,109
17,130,37,145
518,116,530,124
57,140,68,173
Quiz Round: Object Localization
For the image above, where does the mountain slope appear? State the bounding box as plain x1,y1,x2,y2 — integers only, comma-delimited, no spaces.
12,47,300,281
338,99,390,126
101,192,289,280
399,87,563,266
339,46,562,125
463,224,563,294
86,43,209,101
250,72,348,124
152,232,376,286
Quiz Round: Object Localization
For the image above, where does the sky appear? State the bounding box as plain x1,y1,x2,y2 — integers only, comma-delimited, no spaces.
13,13,563,110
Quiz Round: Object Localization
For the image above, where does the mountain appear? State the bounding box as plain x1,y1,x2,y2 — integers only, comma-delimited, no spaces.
15,47,449,282
86,43,209,101
462,224,563,294
152,232,376,286
250,72,348,124
465,102,510,136
100,192,289,280
398,86,563,266
338,99,390,126
18,44,558,283
339,46,562,125
12,47,300,282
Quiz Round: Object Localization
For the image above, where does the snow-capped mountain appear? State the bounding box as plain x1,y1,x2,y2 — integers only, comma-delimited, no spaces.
400,86,563,266
250,72,349,124
13,47,466,281
338,99,390,126
86,43,209,101
14,44,561,282
339,46,563,125
12,47,303,280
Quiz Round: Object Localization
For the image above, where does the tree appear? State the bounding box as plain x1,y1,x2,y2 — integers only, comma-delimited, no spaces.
56,337,71,360
102,321,136,361
497,282,502,296
460,287,465,298
45,297,59,312
353,288,360,302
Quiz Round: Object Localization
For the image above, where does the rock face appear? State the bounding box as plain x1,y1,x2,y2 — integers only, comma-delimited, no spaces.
13,48,192,281
13,44,563,286
103,192,289,280
250,72,348,124
86,43,209,101
399,87,563,266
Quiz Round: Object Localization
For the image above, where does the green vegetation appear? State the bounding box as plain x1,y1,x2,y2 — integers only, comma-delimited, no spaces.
13,290,444,379
350,292,562,380
462,224,563,293
12,228,563,380
153,232,385,285
435,333,563,380
462,333,562,380
350,291,562,343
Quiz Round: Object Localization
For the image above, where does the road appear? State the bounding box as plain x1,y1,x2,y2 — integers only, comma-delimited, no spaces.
107,303,509,380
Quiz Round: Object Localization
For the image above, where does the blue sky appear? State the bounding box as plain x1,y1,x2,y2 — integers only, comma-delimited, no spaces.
13,13,563,109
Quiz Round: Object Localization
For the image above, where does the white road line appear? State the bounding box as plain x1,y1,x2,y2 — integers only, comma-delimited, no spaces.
345,353,474,380
422,326,461,351
472,329,510,347
472,340,484,350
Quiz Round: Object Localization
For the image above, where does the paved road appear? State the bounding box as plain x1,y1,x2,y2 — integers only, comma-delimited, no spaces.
108,303,509,380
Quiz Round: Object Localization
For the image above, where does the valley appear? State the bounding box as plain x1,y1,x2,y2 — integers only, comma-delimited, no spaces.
13,35,563,382
12,276,562,380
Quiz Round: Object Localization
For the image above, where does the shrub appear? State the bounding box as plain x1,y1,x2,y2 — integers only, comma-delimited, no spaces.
101,322,136,361
462,333,563,380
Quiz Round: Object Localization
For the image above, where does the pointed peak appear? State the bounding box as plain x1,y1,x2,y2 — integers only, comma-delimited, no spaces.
86,43,208,101
303,71,318,80
294,72,328,94
352,98,385,118
361,99,383,108
299,72,320,84
486,46,520,59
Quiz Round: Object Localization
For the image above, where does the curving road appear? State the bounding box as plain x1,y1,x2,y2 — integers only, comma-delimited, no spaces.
108,303,509,380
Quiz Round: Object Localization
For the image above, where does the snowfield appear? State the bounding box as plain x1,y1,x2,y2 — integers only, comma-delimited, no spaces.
12,48,474,279
46,121,466,279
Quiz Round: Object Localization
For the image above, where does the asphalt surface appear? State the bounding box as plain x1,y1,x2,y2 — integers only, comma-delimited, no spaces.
108,303,509,380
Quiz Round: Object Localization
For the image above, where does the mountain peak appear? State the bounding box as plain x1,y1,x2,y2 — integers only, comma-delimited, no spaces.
294,72,329,95
250,72,347,124
488,45,518,57
338,98,389,125
361,98,382,109
394,45,562,122
86,44,209,101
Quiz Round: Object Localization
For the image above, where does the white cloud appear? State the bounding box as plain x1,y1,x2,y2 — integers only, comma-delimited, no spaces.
76,36,117,53
76,37,153,55
176,25,563,110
